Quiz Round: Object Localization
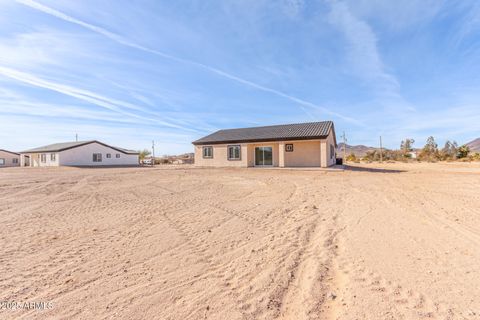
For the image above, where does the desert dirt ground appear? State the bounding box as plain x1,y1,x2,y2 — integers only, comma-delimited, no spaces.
0,162,479,320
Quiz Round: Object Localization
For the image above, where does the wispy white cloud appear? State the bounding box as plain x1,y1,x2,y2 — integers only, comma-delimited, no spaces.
15,0,361,125
447,2,480,52
2,0,479,152
328,2,399,94
346,0,446,31
386,104,480,147
0,113,194,152
0,66,199,132
282,0,305,18
0,97,142,125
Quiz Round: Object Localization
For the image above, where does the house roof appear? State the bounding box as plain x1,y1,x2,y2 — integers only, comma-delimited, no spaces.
192,121,336,145
0,149,20,156
21,140,139,155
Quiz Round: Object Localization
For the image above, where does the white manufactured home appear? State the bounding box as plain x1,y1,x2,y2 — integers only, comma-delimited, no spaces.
0,149,20,167
20,140,139,167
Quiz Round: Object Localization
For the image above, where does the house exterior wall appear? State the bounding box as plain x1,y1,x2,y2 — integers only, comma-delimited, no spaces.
326,129,336,167
20,153,59,167
194,144,248,167
59,142,139,166
36,152,59,167
246,142,280,167
284,140,322,167
0,150,20,167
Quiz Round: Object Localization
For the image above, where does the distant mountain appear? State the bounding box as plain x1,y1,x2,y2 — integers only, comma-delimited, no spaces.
466,138,480,152
336,143,378,158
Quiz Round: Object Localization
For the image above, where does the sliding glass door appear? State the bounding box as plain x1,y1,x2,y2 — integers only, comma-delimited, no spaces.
255,146,273,166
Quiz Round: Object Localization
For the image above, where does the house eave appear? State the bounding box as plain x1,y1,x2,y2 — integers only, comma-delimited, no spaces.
192,135,331,146
0,149,20,156
20,141,139,155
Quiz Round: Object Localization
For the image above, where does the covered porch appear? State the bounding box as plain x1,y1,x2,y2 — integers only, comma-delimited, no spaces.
20,153,38,167
246,139,330,168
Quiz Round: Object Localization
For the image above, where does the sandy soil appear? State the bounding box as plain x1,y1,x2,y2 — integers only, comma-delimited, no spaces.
0,162,479,319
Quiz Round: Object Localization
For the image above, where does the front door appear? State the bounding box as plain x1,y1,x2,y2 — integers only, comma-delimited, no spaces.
255,146,273,166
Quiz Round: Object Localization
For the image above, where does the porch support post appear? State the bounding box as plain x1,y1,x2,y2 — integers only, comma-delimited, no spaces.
279,142,285,168
320,140,327,167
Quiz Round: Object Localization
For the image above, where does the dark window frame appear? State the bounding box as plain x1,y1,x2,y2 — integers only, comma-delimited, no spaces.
330,145,335,159
0,158,4,166
227,145,241,161
202,146,213,159
106,153,111,158
50,153,56,161
41,154,47,163
93,153,102,162
116,154,120,158
285,144,294,152
12,158,19,164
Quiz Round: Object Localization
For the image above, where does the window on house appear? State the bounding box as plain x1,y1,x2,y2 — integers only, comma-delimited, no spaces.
106,153,111,158
285,144,294,152
202,146,213,158
12,158,19,164
41,154,47,163
330,145,335,159
227,145,241,160
0,158,4,165
93,153,102,162
116,154,120,158
51,153,56,161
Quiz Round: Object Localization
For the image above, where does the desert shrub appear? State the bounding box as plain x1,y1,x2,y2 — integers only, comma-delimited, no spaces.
457,145,470,159
346,153,357,162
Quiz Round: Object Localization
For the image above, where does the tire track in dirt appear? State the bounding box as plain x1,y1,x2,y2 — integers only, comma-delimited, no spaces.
275,176,348,320
338,172,477,319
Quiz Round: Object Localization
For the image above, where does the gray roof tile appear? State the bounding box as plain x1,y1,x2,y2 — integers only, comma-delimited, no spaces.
21,140,139,154
193,121,335,145
0,149,19,155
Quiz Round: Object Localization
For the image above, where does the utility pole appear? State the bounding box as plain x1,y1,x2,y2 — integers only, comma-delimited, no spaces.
379,136,383,163
75,133,78,142
152,140,155,167
341,131,347,164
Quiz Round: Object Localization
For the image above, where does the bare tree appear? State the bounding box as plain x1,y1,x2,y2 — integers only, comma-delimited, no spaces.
400,138,415,158
138,149,151,161
441,140,458,160
420,136,439,161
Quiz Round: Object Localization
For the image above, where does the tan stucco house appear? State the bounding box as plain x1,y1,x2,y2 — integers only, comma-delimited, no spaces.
192,121,337,168
20,140,139,167
0,149,20,167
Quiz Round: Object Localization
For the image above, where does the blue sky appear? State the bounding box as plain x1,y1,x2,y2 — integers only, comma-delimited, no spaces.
1,0,479,154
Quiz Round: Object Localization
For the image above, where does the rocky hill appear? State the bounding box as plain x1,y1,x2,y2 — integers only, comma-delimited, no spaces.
336,143,378,158
466,138,480,152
